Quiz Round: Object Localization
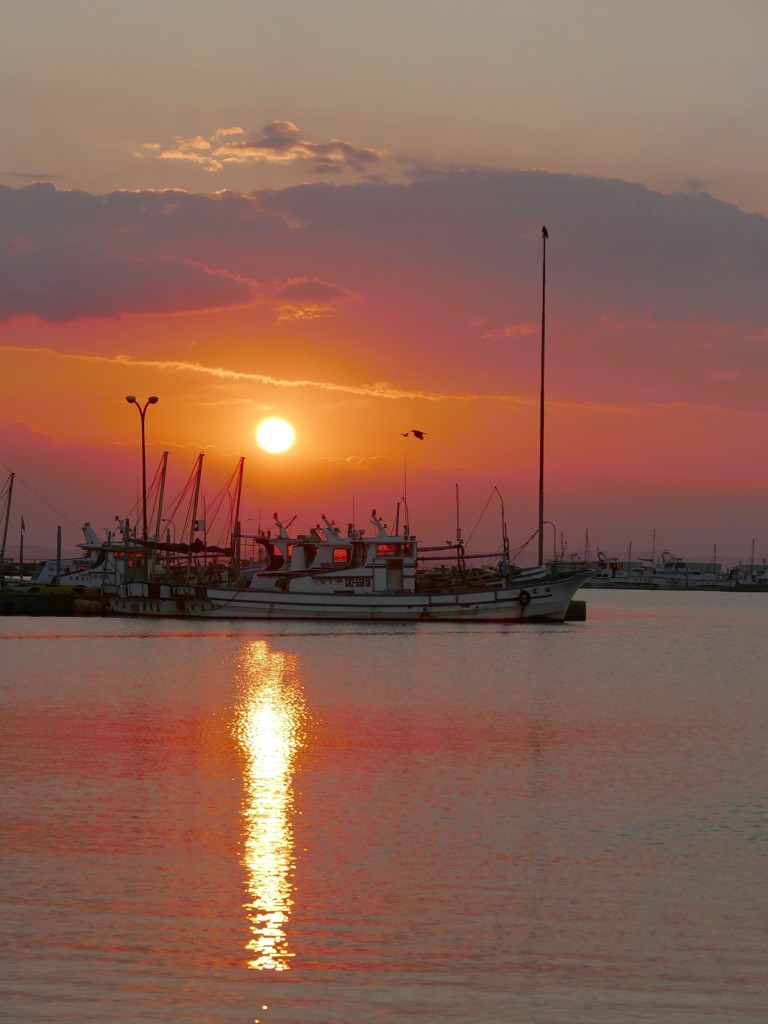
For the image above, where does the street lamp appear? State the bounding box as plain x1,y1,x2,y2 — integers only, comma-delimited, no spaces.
125,395,158,540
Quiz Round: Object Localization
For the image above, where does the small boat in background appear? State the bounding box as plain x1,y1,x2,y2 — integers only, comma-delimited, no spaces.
648,551,732,590
30,523,126,589
584,550,654,589
583,549,735,590
734,563,768,591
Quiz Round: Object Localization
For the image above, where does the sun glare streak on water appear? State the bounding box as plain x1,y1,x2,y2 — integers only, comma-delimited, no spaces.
1,592,767,1023
233,640,307,972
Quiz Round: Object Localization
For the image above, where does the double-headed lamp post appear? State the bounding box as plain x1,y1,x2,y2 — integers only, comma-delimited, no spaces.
125,395,158,540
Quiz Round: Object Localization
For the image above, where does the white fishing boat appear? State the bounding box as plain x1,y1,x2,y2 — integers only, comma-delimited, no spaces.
584,550,654,589
30,523,130,589
643,551,732,590
105,510,592,623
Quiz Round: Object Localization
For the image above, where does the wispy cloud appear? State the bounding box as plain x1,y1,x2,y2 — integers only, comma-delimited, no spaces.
0,345,509,403
138,121,387,175
476,322,537,340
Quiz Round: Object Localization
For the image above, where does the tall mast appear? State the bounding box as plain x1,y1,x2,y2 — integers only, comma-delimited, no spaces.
232,456,245,540
230,457,245,584
455,483,462,547
150,451,169,577
186,453,204,582
0,472,14,586
152,452,169,543
455,483,465,573
537,225,548,565
494,486,509,564
189,454,204,546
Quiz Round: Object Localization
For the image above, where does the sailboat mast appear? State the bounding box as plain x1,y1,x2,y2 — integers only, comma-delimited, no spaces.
230,456,245,585
494,486,509,564
149,451,169,577
188,454,204,547
455,483,462,547
186,453,204,582
0,472,14,586
537,225,548,565
152,452,169,543
232,457,244,539
455,483,465,573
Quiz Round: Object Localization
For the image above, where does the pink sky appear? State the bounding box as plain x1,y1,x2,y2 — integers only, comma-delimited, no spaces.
1,2,767,565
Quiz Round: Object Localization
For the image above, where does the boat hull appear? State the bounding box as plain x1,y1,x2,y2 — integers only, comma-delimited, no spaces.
106,571,591,623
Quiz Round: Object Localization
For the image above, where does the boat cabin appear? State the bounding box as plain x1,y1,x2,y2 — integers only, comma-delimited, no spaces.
239,511,417,593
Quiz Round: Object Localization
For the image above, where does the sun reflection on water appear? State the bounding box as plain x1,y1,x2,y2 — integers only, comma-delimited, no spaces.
233,640,308,971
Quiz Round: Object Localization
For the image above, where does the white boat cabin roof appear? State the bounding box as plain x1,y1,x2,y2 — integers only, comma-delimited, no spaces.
242,510,417,574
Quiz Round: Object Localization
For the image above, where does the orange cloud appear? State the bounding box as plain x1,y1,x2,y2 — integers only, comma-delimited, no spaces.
140,121,386,175
273,276,354,321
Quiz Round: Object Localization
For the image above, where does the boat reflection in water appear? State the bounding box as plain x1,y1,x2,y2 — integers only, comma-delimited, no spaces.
233,640,308,971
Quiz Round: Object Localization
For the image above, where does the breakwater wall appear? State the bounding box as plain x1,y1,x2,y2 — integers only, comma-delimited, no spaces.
1,586,111,616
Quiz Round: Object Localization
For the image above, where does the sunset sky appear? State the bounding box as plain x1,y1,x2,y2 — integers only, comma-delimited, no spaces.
2,0,767,563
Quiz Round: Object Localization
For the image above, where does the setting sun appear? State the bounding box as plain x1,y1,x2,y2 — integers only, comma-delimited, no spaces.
256,417,295,454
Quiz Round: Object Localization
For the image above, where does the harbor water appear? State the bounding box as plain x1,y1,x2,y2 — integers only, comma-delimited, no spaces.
1,590,766,1023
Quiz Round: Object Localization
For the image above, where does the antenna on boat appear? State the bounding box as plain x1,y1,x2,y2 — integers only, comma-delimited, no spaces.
537,225,548,566
398,497,410,536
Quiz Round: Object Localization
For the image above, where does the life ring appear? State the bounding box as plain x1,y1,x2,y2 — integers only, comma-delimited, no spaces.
519,589,532,607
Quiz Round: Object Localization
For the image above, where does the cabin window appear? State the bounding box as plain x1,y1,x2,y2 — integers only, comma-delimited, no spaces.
333,548,350,564
376,543,396,556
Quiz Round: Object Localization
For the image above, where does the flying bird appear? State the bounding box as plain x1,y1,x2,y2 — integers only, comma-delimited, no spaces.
402,430,426,440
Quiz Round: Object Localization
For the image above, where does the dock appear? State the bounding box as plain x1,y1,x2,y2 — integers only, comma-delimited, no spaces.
1,586,111,617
